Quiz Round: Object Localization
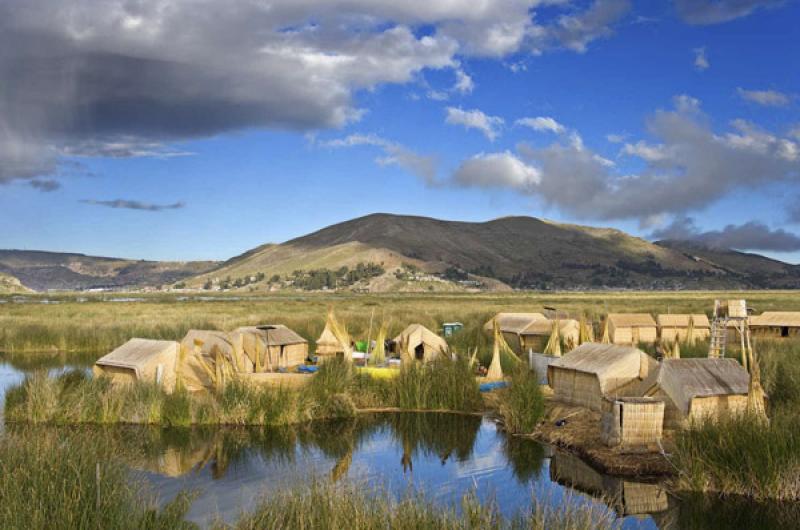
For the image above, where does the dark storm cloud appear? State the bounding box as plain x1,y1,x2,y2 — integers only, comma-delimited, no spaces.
650,215,800,252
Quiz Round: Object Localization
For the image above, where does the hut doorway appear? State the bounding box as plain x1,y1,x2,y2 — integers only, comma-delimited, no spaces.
782,326,789,337
414,343,425,361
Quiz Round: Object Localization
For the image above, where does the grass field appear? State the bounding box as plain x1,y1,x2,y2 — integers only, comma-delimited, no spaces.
3,290,800,358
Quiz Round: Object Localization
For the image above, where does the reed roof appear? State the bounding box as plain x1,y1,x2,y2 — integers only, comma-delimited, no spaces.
550,343,655,393
520,318,579,336
234,324,307,345
750,311,800,328
641,358,749,415
484,312,547,334
607,313,656,328
95,338,178,373
656,314,710,328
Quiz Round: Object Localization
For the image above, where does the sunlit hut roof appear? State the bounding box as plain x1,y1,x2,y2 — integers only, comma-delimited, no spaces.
234,325,307,345
95,338,178,375
549,343,655,394
520,318,579,336
607,314,656,328
182,329,235,354
640,358,750,415
656,314,710,328
750,312,800,328
394,324,449,352
316,323,341,347
484,313,547,334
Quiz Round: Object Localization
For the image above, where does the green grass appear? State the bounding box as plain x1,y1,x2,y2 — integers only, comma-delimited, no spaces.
4,356,483,426
0,428,196,530
218,479,619,530
497,365,546,434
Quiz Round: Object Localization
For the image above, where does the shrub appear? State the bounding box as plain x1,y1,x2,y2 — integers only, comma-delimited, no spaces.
497,365,545,434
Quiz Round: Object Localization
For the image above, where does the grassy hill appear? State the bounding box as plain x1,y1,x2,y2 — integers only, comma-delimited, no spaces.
189,213,800,291
0,250,218,292
0,272,31,293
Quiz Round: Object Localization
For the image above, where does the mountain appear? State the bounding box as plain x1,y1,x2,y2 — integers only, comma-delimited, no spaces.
655,240,800,288
0,272,31,294
188,213,800,291
0,250,218,291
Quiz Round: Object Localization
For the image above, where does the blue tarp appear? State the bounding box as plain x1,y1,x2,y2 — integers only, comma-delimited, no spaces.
297,365,319,373
479,381,508,392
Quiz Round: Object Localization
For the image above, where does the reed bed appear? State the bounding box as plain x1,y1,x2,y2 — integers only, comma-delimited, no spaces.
218,480,620,530
0,428,195,530
496,365,545,434
5,357,484,426
4,290,799,357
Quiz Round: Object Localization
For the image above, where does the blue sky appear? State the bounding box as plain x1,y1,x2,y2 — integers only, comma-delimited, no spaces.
1,0,799,262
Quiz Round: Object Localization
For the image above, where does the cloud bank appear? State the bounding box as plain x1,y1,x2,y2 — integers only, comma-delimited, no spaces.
80,199,186,212
650,216,800,252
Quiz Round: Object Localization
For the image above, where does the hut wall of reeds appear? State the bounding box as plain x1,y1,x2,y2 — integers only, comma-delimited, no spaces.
393,324,448,363
600,397,664,449
547,343,657,411
640,358,750,428
519,318,580,353
484,312,547,353
607,314,657,345
93,338,179,392
233,325,308,371
179,329,251,392
749,312,800,339
657,314,710,342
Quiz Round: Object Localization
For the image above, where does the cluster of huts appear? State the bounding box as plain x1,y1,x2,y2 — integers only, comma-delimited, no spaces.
93,321,451,393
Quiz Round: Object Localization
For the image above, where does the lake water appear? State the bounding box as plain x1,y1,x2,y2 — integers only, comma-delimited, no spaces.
0,356,795,529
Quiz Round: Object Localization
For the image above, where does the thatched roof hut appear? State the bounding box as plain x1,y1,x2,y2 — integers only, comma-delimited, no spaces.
607,313,657,345
547,343,657,411
315,323,345,358
749,312,800,339
233,325,308,371
483,312,547,353
640,358,750,428
519,318,580,353
394,323,449,363
657,314,710,342
93,338,179,392
179,329,252,391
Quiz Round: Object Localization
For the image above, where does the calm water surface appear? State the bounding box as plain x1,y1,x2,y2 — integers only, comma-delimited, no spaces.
0,356,795,529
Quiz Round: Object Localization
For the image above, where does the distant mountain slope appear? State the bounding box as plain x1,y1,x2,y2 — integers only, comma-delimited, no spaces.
655,240,800,288
0,272,31,293
191,213,800,290
0,250,218,291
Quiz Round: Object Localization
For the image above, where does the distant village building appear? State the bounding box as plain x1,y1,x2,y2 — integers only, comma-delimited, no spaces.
607,314,657,345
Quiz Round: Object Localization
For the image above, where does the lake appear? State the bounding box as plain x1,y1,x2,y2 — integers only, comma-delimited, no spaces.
0,356,794,529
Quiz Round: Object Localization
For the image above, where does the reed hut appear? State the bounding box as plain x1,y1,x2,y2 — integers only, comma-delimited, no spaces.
178,330,252,392
519,318,580,353
394,323,449,362
749,312,800,339
600,397,664,450
233,325,308,371
93,338,179,392
657,314,710,343
547,343,658,411
315,323,345,360
607,314,657,345
483,312,546,352
640,358,750,428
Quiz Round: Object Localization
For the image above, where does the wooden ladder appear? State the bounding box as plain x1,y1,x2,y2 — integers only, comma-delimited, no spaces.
709,316,728,358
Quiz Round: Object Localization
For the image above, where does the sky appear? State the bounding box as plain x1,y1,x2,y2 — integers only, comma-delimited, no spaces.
1,0,799,263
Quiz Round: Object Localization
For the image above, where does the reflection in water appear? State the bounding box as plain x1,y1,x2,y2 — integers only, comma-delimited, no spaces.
550,451,669,519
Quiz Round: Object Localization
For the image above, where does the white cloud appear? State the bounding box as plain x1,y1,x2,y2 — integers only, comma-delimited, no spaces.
452,151,541,190
606,133,626,143
528,0,632,54
323,133,437,183
693,47,709,71
445,107,504,141
737,88,792,107
449,95,800,221
453,68,474,94
516,116,566,134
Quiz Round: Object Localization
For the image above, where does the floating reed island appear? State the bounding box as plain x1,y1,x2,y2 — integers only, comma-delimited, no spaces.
5,298,800,501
